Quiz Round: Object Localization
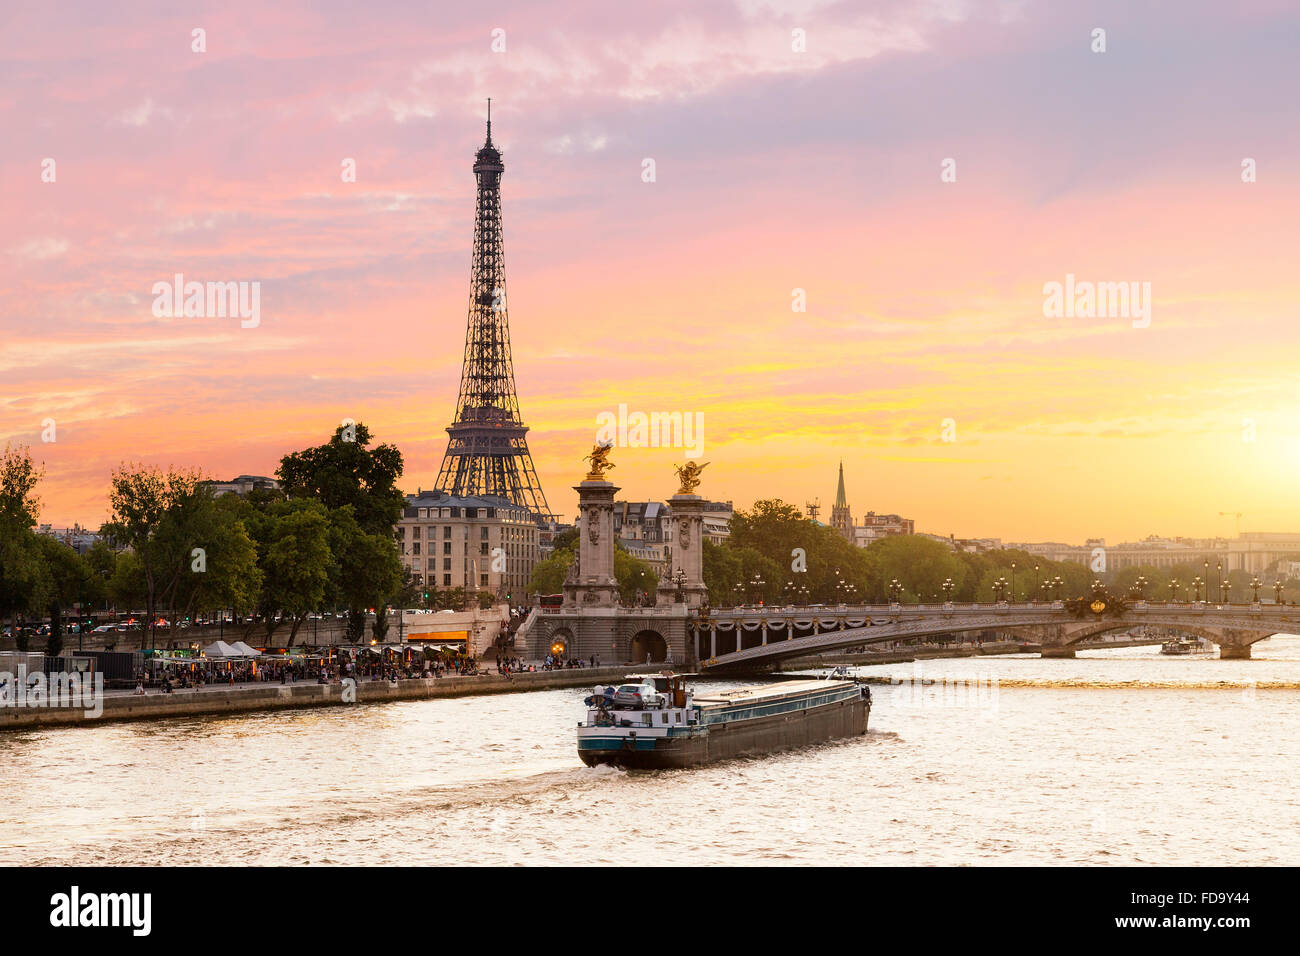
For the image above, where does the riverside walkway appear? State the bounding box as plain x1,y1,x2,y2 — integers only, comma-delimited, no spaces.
0,665,632,731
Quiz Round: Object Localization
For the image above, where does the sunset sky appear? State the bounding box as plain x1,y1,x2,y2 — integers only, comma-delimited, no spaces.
4,0,1300,543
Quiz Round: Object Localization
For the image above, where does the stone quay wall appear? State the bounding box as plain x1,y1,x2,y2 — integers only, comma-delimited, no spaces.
0,665,633,732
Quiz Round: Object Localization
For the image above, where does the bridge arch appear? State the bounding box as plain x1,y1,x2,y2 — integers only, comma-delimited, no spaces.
546,627,574,659
630,629,668,664
698,603,1299,671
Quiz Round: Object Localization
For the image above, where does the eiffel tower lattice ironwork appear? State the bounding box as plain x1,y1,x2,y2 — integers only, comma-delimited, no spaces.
433,102,553,519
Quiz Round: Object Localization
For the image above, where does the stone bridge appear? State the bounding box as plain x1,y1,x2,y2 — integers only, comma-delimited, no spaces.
698,601,1298,672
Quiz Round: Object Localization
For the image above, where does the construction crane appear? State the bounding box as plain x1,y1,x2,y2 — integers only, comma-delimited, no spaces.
1219,512,1242,537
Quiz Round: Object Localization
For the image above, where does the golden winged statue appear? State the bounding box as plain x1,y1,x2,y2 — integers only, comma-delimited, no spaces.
583,442,616,480
674,460,708,495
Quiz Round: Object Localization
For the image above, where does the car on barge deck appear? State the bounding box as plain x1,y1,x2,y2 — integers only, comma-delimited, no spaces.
577,672,871,769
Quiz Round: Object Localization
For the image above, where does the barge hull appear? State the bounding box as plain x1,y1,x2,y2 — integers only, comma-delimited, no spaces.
579,695,869,769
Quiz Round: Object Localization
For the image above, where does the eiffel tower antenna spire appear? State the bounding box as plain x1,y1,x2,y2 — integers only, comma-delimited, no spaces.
432,109,553,518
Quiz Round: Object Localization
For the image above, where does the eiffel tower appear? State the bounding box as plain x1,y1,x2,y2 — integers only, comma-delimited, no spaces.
433,102,553,519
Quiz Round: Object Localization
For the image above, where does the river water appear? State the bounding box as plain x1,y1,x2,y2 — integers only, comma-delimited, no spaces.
4,637,1299,866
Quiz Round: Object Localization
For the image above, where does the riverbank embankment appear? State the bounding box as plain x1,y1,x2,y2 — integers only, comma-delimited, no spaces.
0,666,630,731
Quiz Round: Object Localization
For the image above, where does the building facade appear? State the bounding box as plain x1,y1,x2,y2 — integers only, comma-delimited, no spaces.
832,463,915,548
35,524,99,555
205,474,279,497
611,498,733,570
1011,532,1300,575
852,512,916,546
395,490,540,600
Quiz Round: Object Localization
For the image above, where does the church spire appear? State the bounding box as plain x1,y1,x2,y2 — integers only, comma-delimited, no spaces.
831,461,853,542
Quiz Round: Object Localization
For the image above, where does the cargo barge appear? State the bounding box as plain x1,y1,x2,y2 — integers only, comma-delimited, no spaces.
577,672,870,769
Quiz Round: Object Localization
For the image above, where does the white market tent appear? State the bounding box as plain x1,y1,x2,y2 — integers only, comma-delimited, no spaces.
202,640,239,658
229,641,262,657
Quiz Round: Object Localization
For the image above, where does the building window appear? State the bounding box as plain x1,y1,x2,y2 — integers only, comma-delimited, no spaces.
443,526,451,539
480,527,489,540
444,574,451,587
480,574,488,587
412,526,420,539
443,542,451,555
443,558,451,571
413,542,420,555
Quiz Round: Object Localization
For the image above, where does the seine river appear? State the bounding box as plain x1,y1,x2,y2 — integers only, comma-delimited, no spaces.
4,637,1299,866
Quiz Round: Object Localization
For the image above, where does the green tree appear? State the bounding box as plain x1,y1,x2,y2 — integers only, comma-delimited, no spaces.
106,550,147,620
725,498,879,603
248,499,333,646
82,540,117,613
170,496,262,632
101,464,209,649
34,536,94,655
549,527,578,553
528,547,573,597
866,535,968,604
0,445,49,639
615,548,659,605
327,505,403,644
276,422,405,536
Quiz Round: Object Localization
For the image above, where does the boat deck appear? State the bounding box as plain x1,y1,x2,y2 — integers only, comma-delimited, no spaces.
693,679,847,707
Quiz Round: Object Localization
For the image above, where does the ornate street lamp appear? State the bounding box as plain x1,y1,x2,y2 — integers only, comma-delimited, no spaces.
1274,580,1284,605
1250,576,1261,603
1010,562,1017,603
1169,578,1179,603
1192,576,1203,603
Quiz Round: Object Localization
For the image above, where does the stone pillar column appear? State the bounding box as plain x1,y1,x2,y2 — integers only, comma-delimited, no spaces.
656,493,708,609
563,479,620,608
1217,630,1256,659
710,627,716,659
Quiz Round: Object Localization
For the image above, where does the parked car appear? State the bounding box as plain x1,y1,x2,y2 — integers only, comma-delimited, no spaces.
612,683,663,709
